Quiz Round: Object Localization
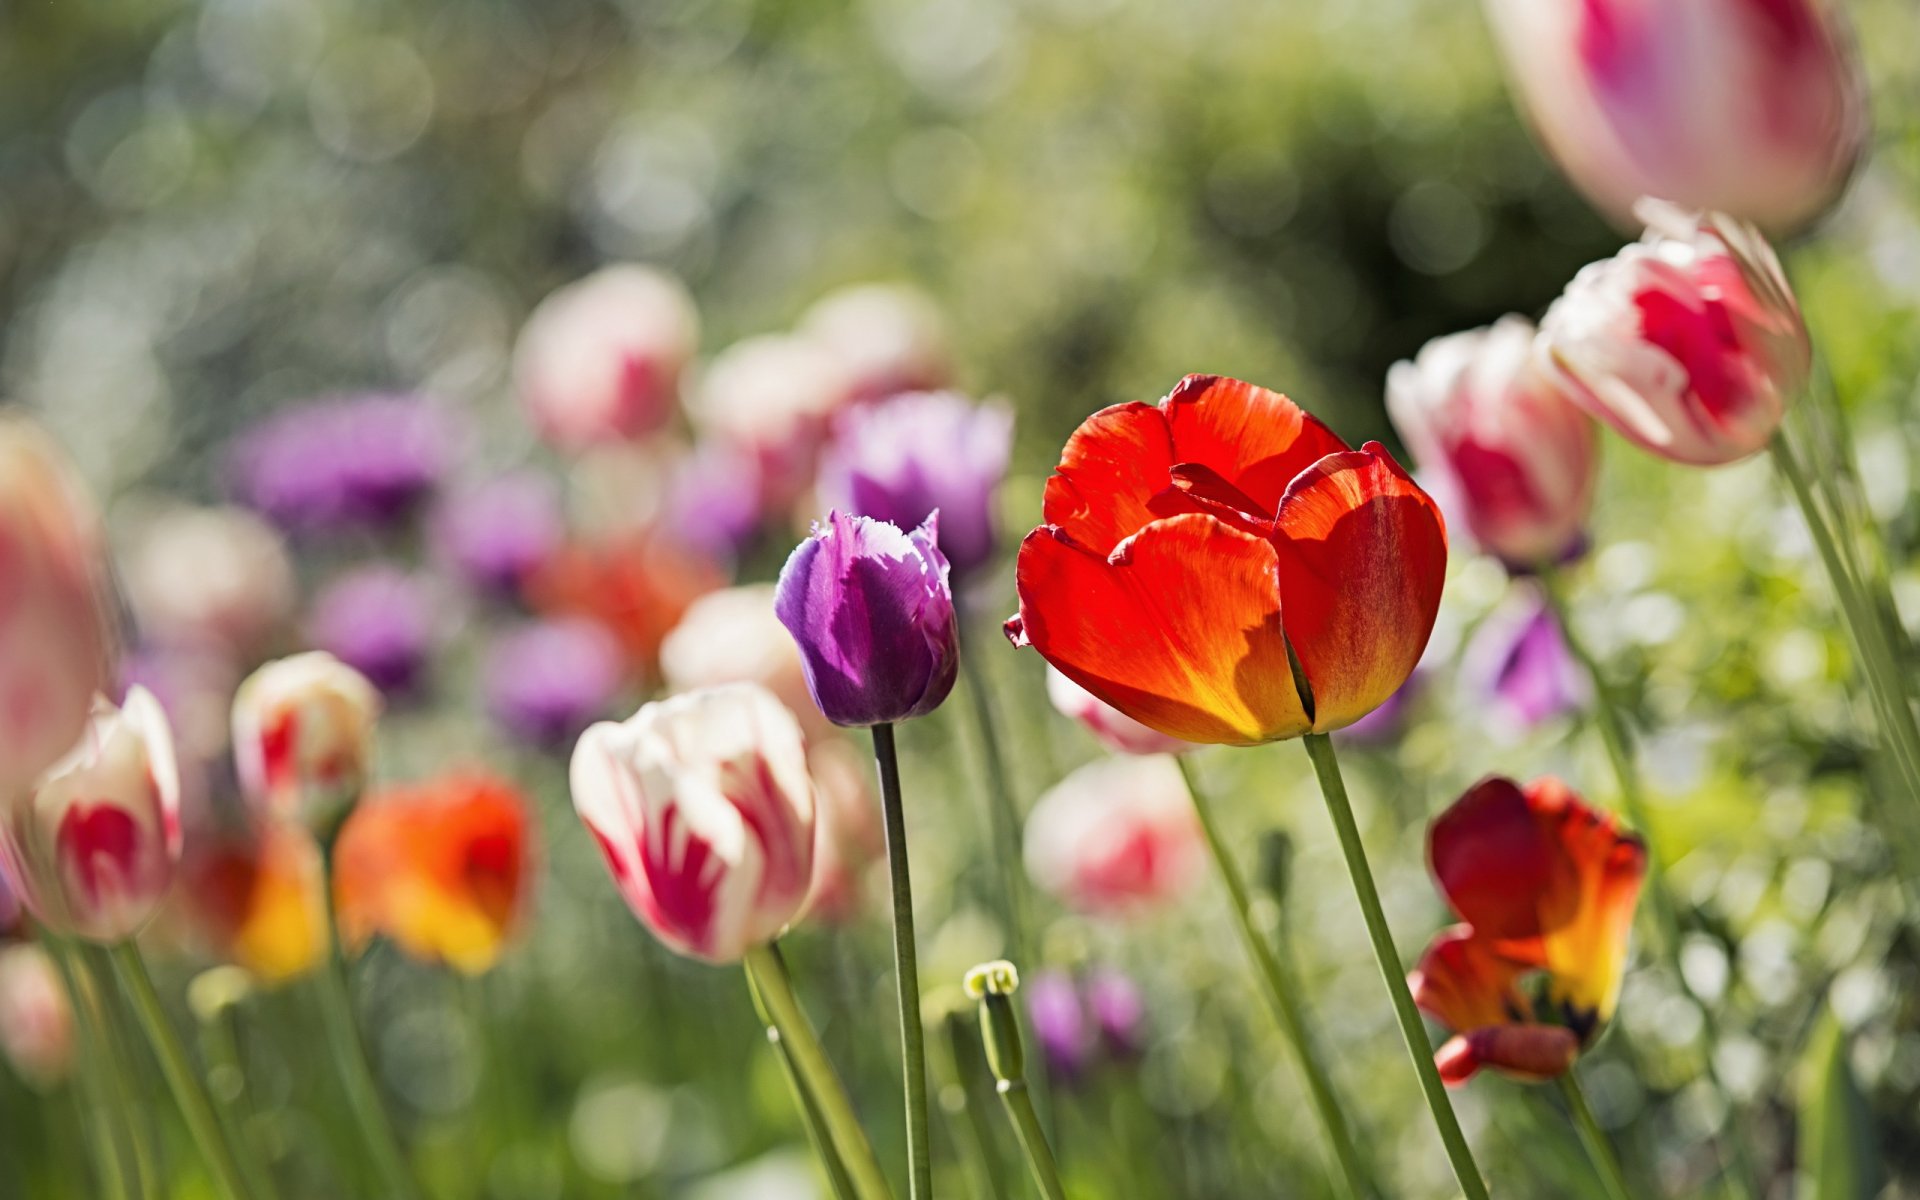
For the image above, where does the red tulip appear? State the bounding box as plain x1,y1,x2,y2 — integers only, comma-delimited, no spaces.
332,773,535,976
1006,375,1447,744
1409,776,1645,1086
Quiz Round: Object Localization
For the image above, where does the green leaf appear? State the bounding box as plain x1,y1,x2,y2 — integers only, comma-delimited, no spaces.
1799,1013,1882,1200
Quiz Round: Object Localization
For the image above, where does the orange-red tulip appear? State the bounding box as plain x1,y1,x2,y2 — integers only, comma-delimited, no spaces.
1006,375,1447,745
332,773,534,976
181,820,328,986
1409,776,1645,1086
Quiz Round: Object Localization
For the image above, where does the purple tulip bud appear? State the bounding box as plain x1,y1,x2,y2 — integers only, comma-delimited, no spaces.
307,566,438,695
1024,970,1093,1079
433,472,563,595
230,393,454,533
818,392,1013,577
484,618,625,748
773,512,959,727
1086,969,1146,1059
1464,584,1588,736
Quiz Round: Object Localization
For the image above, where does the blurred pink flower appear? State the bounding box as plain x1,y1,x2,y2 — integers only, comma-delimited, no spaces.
232,652,381,828
690,334,852,508
514,265,701,451
0,688,181,943
1482,0,1867,233
1388,316,1598,569
570,684,816,963
1024,755,1203,915
1462,585,1589,738
1046,666,1195,757
0,945,73,1089
120,504,295,658
1541,202,1808,466
802,738,883,925
797,283,953,404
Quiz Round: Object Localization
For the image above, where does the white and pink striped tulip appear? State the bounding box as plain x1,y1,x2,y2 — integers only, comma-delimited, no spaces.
232,652,382,827
1024,754,1203,916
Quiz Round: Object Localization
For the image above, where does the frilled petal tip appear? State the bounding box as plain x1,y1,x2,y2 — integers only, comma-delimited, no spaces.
1435,1025,1580,1087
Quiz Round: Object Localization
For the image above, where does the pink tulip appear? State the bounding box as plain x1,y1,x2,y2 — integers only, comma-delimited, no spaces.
797,283,953,404
0,419,114,798
513,265,701,451
1387,316,1599,568
1045,666,1195,757
690,334,853,508
0,945,73,1088
232,652,382,828
1481,0,1867,233
120,504,295,657
1541,202,1808,467
0,688,181,942
1024,755,1203,915
570,683,816,963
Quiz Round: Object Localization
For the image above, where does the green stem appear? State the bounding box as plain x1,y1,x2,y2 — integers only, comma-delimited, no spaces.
935,1014,1008,1200
957,645,1032,963
86,948,163,1200
105,942,253,1200
310,890,421,1200
1301,733,1489,1200
871,723,932,1200
45,940,135,1200
1536,566,1764,1200
997,1081,1066,1200
743,944,894,1200
744,953,858,1200
1558,1074,1633,1200
1175,755,1373,1200
193,989,277,1200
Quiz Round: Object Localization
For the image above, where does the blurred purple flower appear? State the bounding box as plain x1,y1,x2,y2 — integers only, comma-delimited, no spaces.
1086,969,1145,1059
1336,672,1421,746
1463,585,1588,736
307,566,438,695
230,394,454,532
484,618,624,748
773,512,958,728
818,392,1012,577
1024,970,1093,1079
666,440,765,562
433,472,563,595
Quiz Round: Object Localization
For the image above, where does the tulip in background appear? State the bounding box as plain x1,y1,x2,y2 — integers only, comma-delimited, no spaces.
659,584,825,734
482,618,626,749
229,393,454,533
432,471,564,596
306,565,440,697
513,264,701,451
181,819,329,986
526,531,722,682
0,688,181,943
817,391,1013,578
333,773,533,976
692,333,853,508
119,503,296,658
796,282,953,404
1046,665,1196,756
1024,755,1202,915
803,738,883,925
1387,315,1598,570
0,943,73,1089
0,418,115,798
1460,584,1589,738
1541,202,1809,467
232,651,382,834
1480,0,1867,234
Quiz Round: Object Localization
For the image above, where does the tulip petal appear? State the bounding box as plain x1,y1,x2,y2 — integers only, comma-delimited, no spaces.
1271,443,1447,731
1409,925,1530,1035
1010,513,1308,745
1163,374,1348,515
1437,1025,1581,1087
1040,402,1186,554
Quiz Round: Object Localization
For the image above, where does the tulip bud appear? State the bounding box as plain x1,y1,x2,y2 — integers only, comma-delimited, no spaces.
774,512,959,728
1461,583,1588,739
570,683,816,963
231,652,381,835
1045,666,1196,757
0,944,73,1089
0,418,114,797
1480,0,1867,235
513,265,701,451
817,392,1013,577
1387,316,1598,569
306,566,439,697
0,688,181,942
1540,202,1809,467
962,960,1025,1084
1024,755,1203,915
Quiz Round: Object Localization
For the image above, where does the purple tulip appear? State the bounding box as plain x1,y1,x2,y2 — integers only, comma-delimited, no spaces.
1464,585,1588,735
1336,672,1421,746
433,472,563,595
230,393,453,532
484,618,624,748
666,440,765,562
307,565,437,695
774,512,959,727
1024,970,1093,1079
817,392,1012,577
1086,969,1145,1059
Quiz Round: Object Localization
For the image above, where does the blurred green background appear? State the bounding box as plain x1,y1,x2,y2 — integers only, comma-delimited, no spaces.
7,0,1920,1197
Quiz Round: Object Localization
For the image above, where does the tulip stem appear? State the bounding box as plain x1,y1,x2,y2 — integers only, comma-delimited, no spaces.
1175,755,1374,1200
744,944,895,1200
45,941,137,1200
1559,1074,1633,1200
1536,566,1763,1200
105,942,254,1200
956,644,1034,966
1301,733,1489,1200
871,722,932,1200
997,1080,1066,1200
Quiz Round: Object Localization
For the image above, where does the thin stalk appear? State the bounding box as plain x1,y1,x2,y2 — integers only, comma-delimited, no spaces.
997,1080,1066,1200
105,942,253,1200
309,895,421,1200
1174,755,1372,1200
744,953,857,1200
743,944,895,1200
194,993,277,1200
957,644,1032,961
85,949,163,1200
871,723,932,1200
1301,733,1489,1200
45,940,135,1200
1535,567,1764,1200
935,1014,1008,1200
1558,1074,1633,1200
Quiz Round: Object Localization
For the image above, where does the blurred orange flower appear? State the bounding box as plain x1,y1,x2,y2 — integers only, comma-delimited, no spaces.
332,773,535,976
525,532,722,683
182,820,328,986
